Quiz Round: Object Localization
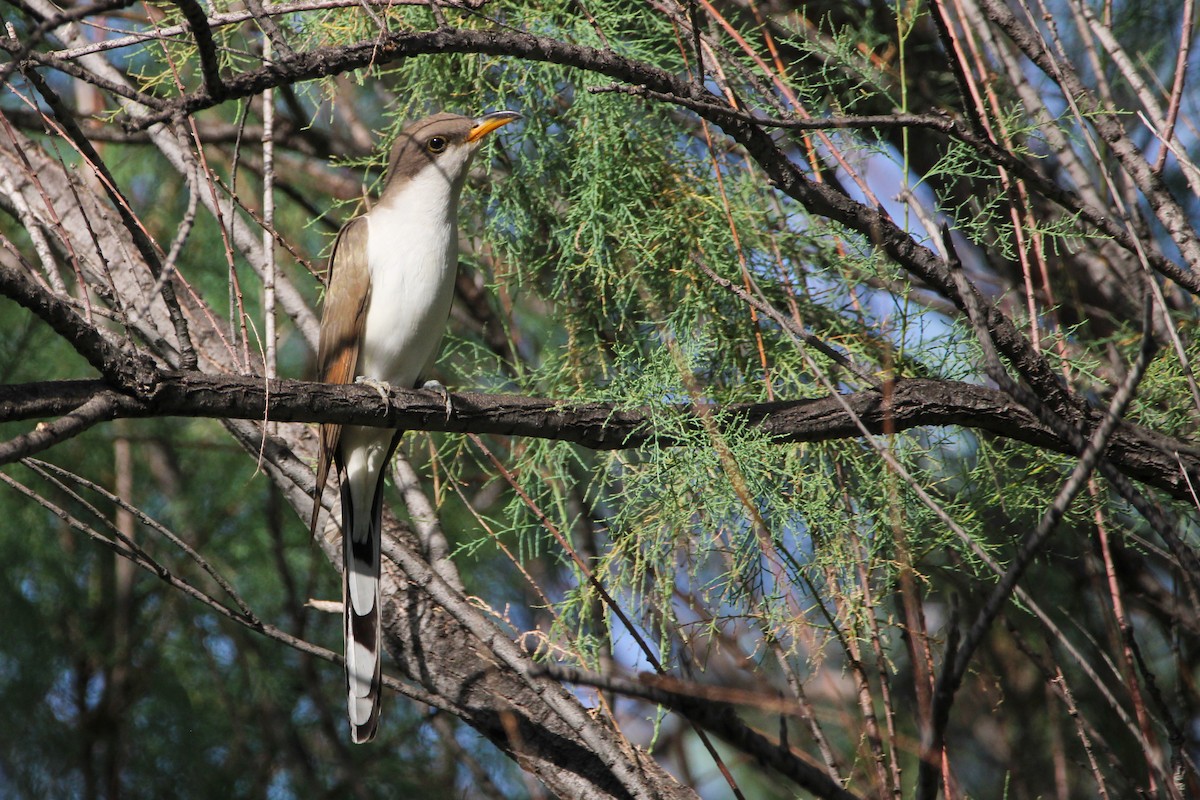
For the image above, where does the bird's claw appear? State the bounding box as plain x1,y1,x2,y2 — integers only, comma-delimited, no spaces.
422,379,453,421
355,376,393,413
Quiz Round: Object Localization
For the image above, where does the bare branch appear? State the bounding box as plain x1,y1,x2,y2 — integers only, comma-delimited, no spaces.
535,663,863,800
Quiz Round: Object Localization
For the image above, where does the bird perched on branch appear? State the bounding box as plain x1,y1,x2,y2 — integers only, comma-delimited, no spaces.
310,110,520,743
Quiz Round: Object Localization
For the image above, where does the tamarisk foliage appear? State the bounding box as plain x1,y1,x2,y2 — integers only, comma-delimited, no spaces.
2,1,1200,797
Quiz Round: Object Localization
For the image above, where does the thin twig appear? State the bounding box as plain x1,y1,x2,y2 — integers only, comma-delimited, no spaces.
695,257,881,387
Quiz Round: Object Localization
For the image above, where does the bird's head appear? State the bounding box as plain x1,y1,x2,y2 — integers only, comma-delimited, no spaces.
384,110,521,192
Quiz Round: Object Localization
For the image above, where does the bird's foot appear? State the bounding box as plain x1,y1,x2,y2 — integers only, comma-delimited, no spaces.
422,379,453,421
355,376,393,413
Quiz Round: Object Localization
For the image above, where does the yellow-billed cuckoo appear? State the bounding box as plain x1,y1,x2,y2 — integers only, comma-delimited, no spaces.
310,110,520,743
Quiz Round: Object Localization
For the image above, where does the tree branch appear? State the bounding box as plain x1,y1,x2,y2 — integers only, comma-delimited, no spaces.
1,371,1196,499
170,0,226,103
22,68,200,370
0,257,157,387
0,393,118,464
535,663,861,800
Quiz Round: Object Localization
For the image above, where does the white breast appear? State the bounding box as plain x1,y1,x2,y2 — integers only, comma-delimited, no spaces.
357,160,465,388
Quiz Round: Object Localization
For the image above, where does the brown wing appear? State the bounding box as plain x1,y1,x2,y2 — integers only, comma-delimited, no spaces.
310,216,371,537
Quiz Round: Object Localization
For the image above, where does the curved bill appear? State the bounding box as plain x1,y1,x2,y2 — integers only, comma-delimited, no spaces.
467,110,522,143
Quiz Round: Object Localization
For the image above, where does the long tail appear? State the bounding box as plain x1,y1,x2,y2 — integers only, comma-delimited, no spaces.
341,461,384,744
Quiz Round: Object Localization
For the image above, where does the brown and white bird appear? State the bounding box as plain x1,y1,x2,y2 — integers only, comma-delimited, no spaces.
310,110,520,743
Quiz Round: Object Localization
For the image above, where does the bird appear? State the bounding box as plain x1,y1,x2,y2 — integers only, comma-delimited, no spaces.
309,110,520,743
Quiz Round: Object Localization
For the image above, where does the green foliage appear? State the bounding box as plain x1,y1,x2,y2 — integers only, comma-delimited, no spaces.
8,0,1199,796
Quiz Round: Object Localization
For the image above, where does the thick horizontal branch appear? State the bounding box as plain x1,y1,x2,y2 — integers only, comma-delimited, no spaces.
1,372,1196,500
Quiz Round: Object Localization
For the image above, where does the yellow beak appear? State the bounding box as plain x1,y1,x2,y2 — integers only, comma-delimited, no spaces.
467,110,522,143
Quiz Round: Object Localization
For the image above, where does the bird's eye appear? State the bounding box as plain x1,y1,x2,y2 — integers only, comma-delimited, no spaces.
427,136,448,153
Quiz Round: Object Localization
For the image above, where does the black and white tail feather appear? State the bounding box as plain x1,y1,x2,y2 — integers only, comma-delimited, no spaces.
340,456,388,744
